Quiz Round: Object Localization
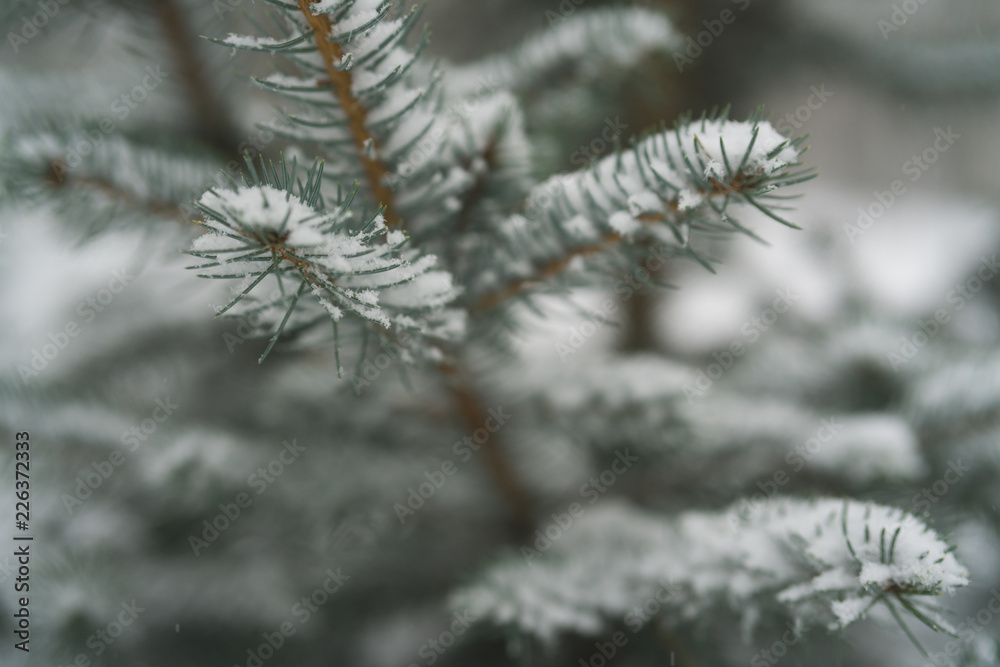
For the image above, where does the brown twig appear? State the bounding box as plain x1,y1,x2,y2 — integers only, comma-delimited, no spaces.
296,0,402,228
472,172,757,313
475,233,623,312
438,360,534,534
299,8,533,529
96,0,533,532
154,0,243,156
47,160,188,223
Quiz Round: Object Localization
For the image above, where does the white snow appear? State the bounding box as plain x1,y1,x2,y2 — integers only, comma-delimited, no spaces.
193,183,459,345
446,8,678,98
199,185,322,248
808,414,927,482
608,211,641,236
219,34,285,49
452,498,968,642
519,118,800,253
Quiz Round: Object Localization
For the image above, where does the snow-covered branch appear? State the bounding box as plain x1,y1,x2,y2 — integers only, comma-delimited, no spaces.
451,498,968,644
188,155,460,365
445,8,678,99
468,113,813,309
0,130,216,235
214,0,446,230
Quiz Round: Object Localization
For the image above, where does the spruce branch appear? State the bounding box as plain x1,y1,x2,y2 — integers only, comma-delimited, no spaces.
46,161,186,224
201,5,539,531
0,129,217,236
399,90,535,284
445,7,679,100
451,499,969,647
467,112,813,312
294,0,402,227
187,153,459,365
212,0,448,229
524,355,927,488
474,233,622,312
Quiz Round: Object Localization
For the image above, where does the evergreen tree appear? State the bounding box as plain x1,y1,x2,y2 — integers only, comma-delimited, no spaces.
0,1,995,666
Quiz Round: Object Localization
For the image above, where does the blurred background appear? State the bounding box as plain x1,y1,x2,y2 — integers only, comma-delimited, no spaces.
3,0,1000,665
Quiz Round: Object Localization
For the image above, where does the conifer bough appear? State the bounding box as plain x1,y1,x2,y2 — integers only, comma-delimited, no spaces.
194,0,814,361
452,499,969,648
0,1,973,663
